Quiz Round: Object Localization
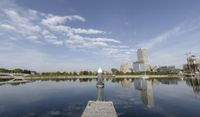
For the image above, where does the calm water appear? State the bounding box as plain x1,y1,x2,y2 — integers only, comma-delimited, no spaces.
0,78,200,117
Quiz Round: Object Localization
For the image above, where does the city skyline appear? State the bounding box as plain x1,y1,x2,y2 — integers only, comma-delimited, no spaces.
1,0,200,72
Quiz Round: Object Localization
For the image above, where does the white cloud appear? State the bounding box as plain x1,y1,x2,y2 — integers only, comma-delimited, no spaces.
46,39,63,45
2,9,41,37
41,15,85,26
43,20,105,35
3,9,40,32
27,35,38,40
0,24,16,30
93,38,120,43
65,33,120,48
0,0,135,64
72,28,105,34
71,15,86,22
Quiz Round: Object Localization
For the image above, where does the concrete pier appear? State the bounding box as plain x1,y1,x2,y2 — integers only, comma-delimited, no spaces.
81,68,118,117
81,101,117,117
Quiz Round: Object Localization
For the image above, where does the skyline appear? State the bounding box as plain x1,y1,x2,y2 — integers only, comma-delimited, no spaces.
0,0,200,72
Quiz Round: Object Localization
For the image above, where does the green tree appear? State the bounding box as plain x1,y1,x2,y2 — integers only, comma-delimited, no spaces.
12,68,23,73
111,68,119,75
0,68,10,73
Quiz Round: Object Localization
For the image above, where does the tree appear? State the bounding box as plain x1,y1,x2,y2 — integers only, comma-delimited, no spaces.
73,72,77,75
0,68,10,73
111,68,119,75
22,69,31,74
12,68,23,73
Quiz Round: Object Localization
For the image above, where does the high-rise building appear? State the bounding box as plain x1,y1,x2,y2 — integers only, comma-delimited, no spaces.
137,48,148,63
133,48,150,72
120,64,130,73
133,61,148,72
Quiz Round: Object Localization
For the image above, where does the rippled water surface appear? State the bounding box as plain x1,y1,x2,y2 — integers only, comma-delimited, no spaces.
0,78,200,117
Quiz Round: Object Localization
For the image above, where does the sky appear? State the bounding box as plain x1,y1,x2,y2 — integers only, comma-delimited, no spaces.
0,0,200,72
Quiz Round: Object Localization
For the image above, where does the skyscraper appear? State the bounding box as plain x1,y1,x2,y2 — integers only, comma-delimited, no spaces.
137,48,148,63
133,48,150,71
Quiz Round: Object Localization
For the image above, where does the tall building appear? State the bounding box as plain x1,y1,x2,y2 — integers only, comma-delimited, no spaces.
137,48,148,63
133,61,147,72
120,64,130,73
133,48,150,72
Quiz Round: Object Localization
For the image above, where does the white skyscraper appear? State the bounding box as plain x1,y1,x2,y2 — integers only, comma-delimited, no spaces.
137,48,148,63
133,48,149,71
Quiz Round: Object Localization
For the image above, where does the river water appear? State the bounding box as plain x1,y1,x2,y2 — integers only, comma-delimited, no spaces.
0,78,200,117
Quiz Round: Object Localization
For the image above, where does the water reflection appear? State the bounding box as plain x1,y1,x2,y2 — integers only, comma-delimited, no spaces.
1,78,200,117
158,79,178,85
134,79,154,108
185,77,200,96
120,79,133,88
96,70,104,101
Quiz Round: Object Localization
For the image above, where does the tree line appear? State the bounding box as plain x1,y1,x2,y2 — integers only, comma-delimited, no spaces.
41,71,98,76
0,68,178,76
0,68,34,74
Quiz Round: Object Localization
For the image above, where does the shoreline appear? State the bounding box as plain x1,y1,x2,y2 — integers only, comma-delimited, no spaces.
0,75,181,85
25,75,180,80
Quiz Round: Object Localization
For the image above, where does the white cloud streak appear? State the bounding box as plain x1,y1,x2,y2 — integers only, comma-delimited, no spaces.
41,15,85,26
137,19,200,49
0,24,16,30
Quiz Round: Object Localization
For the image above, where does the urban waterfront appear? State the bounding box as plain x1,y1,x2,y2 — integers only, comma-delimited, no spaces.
0,78,200,117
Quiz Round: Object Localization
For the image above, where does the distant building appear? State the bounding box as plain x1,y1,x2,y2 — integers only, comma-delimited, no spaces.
133,61,147,72
30,71,37,75
158,66,176,72
133,48,150,72
183,55,200,73
150,65,158,72
120,64,130,73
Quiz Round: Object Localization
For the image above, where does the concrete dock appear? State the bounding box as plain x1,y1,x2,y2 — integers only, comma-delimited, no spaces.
82,68,118,117
81,101,117,117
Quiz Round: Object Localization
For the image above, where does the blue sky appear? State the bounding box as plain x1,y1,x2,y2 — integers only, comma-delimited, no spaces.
0,0,200,72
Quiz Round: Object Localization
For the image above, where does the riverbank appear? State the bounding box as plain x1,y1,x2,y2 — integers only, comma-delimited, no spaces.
25,75,180,80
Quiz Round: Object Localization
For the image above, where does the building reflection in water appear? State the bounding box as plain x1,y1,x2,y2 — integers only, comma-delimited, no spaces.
158,79,178,85
185,77,200,96
120,79,133,88
134,79,154,108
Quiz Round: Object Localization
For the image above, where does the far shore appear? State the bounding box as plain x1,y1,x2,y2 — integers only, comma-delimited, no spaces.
25,75,180,80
